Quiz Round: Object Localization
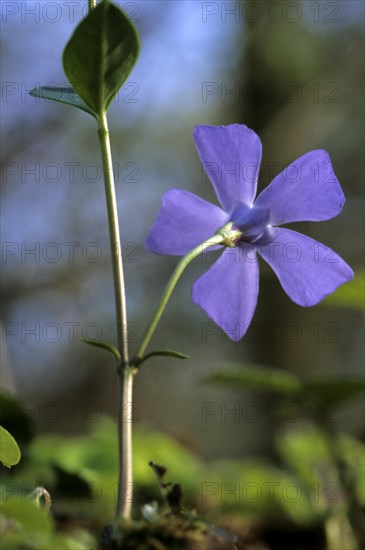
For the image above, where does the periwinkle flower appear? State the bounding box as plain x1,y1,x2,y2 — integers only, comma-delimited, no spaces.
146,124,353,341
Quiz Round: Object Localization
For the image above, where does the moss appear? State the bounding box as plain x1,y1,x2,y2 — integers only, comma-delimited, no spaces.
103,515,236,550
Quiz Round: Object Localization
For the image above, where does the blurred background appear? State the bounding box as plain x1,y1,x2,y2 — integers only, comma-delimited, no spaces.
1,0,364,464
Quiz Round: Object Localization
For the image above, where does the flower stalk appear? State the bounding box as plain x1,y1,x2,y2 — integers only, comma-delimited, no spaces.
132,225,240,365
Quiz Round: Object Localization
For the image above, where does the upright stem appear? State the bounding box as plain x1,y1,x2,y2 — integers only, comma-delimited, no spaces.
97,111,133,520
98,113,129,363
88,0,97,10
116,368,134,520
132,234,226,365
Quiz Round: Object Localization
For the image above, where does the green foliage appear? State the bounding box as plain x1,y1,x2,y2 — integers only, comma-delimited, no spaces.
0,426,21,468
205,364,364,408
1,498,52,536
275,426,365,549
62,0,140,115
304,379,365,407
205,364,303,395
206,458,317,524
277,425,365,511
277,424,336,490
338,435,365,507
0,498,95,549
5,417,204,522
29,86,97,118
1,402,364,547
200,424,364,529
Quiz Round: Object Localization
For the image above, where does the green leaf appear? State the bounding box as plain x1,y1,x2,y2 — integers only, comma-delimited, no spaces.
0,425,21,467
210,458,317,522
81,338,120,362
304,378,365,406
137,349,189,366
204,364,303,395
276,424,337,497
62,0,140,114
29,86,97,118
1,498,52,535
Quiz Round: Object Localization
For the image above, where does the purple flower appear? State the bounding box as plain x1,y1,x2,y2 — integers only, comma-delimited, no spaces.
146,124,354,341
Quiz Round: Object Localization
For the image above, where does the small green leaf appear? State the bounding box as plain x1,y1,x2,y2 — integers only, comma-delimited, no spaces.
63,0,140,114
81,338,121,362
137,349,189,366
204,364,303,395
304,378,365,406
29,86,97,118
0,425,21,468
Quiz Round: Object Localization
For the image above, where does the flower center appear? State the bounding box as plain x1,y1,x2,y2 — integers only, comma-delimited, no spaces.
228,203,272,245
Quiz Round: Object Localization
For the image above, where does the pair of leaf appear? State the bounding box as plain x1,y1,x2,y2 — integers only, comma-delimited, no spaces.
82,338,188,367
30,0,140,118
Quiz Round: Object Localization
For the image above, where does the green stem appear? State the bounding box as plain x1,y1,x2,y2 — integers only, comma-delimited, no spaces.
88,0,97,11
97,111,132,520
132,234,225,365
98,113,129,364
116,367,134,520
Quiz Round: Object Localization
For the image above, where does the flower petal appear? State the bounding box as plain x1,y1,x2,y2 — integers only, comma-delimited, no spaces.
145,189,227,255
258,228,354,306
254,150,345,224
193,124,262,212
192,245,259,341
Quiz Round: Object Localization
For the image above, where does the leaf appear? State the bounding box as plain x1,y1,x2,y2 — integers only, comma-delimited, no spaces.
304,378,365,407
138,349,189,366
29,86,97,118
338,434,365,506
81,338,120,362
211,458,317,522
276,424,336,491
205,364,303,395
1,498,52,535
204,365,364,410
62,0,140,114
0,425,21,467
